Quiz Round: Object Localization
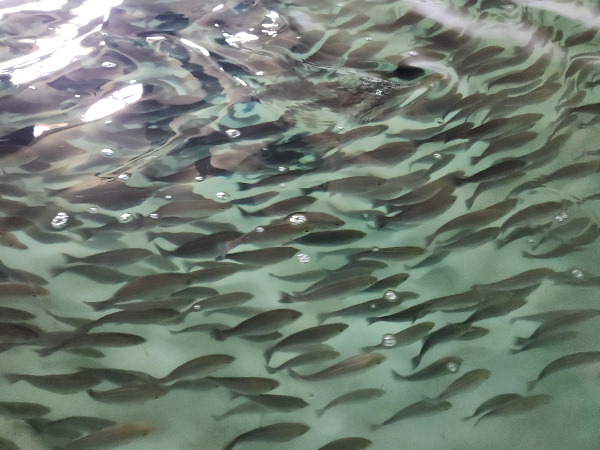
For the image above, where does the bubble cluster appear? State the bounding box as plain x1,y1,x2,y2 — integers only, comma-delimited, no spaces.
571,269,584,279
51,212,69,229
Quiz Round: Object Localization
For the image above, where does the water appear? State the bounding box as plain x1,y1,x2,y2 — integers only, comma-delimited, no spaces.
0,0,599,448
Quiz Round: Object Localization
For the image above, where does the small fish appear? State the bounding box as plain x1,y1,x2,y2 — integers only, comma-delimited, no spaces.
377,191,456,228
265,323,348,361
76,308,180,334
460,298,527,324
371,399,452,430
61,248,154,266
181,292,254,317
292,229,366,246
0,306,34,321
318,292,417,323
349,246,425,261
211,402,266,421
87,384,169,403
5,372,100,394
213,309,301,340
289,353,385,381
318,437,372,450
474,394,551,426
362,322,435,352
428,369,490,401
516,310,600,344
280,276,376,303
223,422,309,450
244,394,309,412
63,423,155,450
412,323,485,368
0,321,41,342
363,273,409,293
473,268,555,291
0,401,50,418
303,176,386,195
206,376,279,395
316,388,385,416
238,196,316,217
159,354,235,382
222,247,298,265
501,201,572,231
436,227,501,250
0,438,18,450
392,356,464,381
155,231,243,258
37,332,146,357
52,264,133,284
528,351,600,390
0,282,49,299
463,393,522,420
470,133,537,165
266,349,340,373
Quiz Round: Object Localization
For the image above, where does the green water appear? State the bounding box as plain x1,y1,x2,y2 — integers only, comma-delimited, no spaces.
0,0,599,448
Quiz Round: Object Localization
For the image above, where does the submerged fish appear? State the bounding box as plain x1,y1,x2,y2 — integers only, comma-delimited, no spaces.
223,422,309,450
289,353,385,381
371,399,452,430
63,423,155,450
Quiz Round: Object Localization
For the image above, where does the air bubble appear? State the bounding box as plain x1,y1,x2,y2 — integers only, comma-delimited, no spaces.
149,213,159,219
371,246,380,252
51,212,69,229
381,334,397,347
255,226,265,233
195,176,204,181
435,118,444,124
297,253,311,264
165,195,172,200
118,213,133,223
572,269,584,279
101,148,114,156
289,214,307,225
384,290,398,301
409,50,418,56
225,129,241,138
555,212,568,222
278,166,287,172
447,362,460,373
255,71,264,76
117,173,130,181
216,192,230,200
433,153,442,159
279,183,287,188
89,207,98,213
101,61,117,68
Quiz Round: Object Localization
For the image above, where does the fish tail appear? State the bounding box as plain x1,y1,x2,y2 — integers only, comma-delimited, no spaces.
513,336,529,346
391,370,406,380
465,195,476,210
411,354,422,369
316,312,329,324
508,347,523,354
470,155,483,166
300,187,316,195
237,206,253,217
264,365,277,375
4,374,20,383
210,327,227,342
527,380,538,391
61,252,77,264
154,243,172,259
279,291,294,303
83,300,111,312
287,368,303,381
49,266,67,278
369,424,382,432
210,414,224,422
366,316,380,326
75,228,94,241
463,414,475,421
374,213,388,229
520,251,536,259
315,408,326,417
263,348,274,362
237,182,253,191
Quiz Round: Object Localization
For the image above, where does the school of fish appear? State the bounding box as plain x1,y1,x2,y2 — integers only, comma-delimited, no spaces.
0,0,599,448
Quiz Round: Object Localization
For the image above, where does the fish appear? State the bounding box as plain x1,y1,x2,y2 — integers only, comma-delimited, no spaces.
238,195,316,217
223,423,309,450
0,306,35,321
212,309,301,340
0,401,50,418
474,395,552,426
349,246,425,261
266,348,340,373
63,423,155,450
280,276,376,303
412,323,485,368
318,437,372,450
289,353,385,381
363,273,409,292
528,351,600,390
61,248,154,266
510,331,579,353
0,282,49,299
0,322,41,342
427,369,490,401
181,292,254,317
460,298,527,324
315,388,385,416
463,393,523,420
515,310,600,345
87,384,169,403
362,322,435,352
206,376,279,395
51,264,133,284
37,332,146,357
221,247,298,264
155,231,243,258
264,323,348,361
159,354,235,382
244,394,309,412
371,399,452,430
5,372,100,394
392,356,464,381
376,190,456,228
211,402,266,421
76,308,180,334
501,201,572,231
292,229,366,246
473,268,555,291
303,176,386,195
425,199,518,245
318,292,418,323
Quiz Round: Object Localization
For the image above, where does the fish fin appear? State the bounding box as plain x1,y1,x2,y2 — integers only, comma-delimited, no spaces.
35,347,55,357
49,266,67,278
229,391,242,400
4,374,20,383
279,291,293,303
300,187,316,195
